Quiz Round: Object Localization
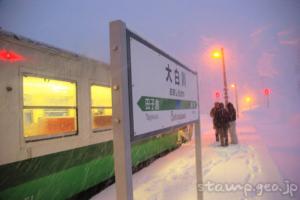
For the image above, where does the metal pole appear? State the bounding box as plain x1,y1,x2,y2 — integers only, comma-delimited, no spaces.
195,74,203,200
195,122,203,200
110,20,134,200
221,48,229,105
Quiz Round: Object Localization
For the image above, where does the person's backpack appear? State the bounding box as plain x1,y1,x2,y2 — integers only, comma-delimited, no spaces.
214,109,229,128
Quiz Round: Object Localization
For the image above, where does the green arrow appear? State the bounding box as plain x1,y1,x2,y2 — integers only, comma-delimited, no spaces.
137,96,197,111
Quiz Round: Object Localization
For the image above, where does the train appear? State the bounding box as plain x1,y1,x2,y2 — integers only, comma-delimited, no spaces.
0,30,193,200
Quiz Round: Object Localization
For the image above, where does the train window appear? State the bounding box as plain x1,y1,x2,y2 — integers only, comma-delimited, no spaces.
90,85,112,132
23,76,77,139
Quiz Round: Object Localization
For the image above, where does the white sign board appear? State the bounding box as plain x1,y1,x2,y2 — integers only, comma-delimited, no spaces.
127,31,199,141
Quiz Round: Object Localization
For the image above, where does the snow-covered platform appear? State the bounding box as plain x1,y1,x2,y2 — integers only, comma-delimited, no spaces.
92,115,298,200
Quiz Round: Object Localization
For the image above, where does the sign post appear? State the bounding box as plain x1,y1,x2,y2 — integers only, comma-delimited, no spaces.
195,78,203,200
110,20,203,200
110,20,134,200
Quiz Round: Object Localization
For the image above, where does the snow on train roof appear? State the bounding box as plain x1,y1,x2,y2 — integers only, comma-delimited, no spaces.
0,28,108,66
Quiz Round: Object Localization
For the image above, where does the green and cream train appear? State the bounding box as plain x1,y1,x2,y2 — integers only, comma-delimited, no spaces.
0,30,192,200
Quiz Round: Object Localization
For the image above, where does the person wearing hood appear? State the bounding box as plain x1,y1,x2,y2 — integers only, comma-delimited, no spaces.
210,102,220,142
226,102,238,144
214,103,230,146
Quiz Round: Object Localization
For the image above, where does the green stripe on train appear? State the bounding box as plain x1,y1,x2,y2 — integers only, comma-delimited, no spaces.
0,133,178,200
0,141,114,191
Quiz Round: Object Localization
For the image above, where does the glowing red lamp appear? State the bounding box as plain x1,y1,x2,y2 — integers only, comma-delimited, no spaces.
0,49,24,62
264,88,271,96
215,91,221,98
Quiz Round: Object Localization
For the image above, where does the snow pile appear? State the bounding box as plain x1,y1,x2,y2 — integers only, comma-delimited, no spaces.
92,142,197,200
92,114,299,200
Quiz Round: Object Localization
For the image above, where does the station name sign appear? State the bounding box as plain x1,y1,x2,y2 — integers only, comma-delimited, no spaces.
126,30,199,141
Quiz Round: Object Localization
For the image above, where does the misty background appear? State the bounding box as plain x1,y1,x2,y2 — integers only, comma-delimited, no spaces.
1,0,299,116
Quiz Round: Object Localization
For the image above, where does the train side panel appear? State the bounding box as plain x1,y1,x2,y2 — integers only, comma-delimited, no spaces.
0,31,112,166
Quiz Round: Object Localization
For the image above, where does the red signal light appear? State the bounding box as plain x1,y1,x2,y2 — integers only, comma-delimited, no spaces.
0,49,24,62
264,88,271,96
215,91,221,98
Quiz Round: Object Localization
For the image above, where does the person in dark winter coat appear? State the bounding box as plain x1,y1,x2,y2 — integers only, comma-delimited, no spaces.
214,103,230,146
226,102,238,144
210,102,220,142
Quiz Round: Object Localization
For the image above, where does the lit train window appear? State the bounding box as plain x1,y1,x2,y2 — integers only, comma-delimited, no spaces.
23,76,77,139
90,85,112,132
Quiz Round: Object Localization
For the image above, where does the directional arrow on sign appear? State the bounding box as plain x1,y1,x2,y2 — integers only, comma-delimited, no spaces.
137,96,197,111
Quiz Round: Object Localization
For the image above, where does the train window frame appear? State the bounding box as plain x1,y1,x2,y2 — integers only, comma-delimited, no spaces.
90,83,112,133
22,74,79,142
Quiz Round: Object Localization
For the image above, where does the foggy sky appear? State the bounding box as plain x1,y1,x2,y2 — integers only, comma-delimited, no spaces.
0,0,300,114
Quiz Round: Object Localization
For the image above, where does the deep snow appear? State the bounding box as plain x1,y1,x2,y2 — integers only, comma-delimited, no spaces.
92,113,299,200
